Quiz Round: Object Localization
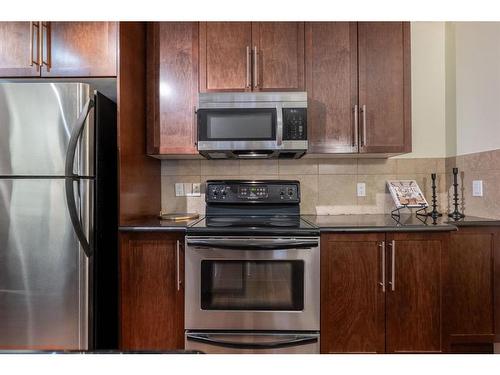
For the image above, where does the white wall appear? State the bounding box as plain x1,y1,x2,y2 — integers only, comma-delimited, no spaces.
397,22,447,159
454,22,500,155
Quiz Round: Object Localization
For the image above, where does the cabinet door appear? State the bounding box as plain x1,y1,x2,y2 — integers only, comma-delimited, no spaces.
358,22,411,154
321,233,386,353
199,22,252,92
42,22,117,77
252,22,304,91
147,22,198,155
120,232,184,350
443,227,498,353
386,233,444,353
305,22,358,153
0,22,40,77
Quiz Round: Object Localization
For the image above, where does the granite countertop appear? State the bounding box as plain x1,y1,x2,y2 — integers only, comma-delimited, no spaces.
118,214,500,233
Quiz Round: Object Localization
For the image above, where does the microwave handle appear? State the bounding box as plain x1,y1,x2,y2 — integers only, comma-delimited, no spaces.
186,333,318,350
276,105,283,146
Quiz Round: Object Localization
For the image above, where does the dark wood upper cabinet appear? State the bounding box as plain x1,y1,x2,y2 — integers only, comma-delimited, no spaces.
305,21,411,155
42,22,117,77
0,22,41,77
321,233,385,353
443,227,499,353
199,22,252,92
0,22,117,78
305,22,358,153
252,22,304,91
199,22,305,93
358,22,411,153
147,22,198,155
385,232,445,353
120,232,184,351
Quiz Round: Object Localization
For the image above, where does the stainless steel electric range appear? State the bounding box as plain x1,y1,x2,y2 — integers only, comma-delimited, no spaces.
184,180,320,354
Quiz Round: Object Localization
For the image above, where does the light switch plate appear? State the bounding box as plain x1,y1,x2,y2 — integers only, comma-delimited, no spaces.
175,183,184,197
191,183,201,196
357,182,366,197
472,180,483,197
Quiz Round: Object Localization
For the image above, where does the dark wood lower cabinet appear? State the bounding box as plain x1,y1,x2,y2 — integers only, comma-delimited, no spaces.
385,232,445,353
321,232,448,354
119,232,184,350
321,233,385,353
443,227,500,353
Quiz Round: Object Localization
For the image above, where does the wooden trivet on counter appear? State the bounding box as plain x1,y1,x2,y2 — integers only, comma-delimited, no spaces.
158,212,200,221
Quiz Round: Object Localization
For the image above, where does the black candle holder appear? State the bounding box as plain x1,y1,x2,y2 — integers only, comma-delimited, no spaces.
427,173,443,219
448,167,465,220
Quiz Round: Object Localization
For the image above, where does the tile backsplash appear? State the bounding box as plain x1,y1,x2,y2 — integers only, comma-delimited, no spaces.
161,157,449,215
161,150,500,218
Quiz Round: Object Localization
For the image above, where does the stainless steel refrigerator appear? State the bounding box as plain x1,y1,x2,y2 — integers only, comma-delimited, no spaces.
0,82,117,350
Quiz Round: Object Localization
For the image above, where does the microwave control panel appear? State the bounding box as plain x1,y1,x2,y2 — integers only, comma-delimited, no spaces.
282,108,307,141
206,181,300,203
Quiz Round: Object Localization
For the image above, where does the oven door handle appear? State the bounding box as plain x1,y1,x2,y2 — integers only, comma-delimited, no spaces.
186,333,318,350
186,239,318,250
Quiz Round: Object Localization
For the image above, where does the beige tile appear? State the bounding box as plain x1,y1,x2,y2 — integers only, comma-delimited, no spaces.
462,149,500,172
280,174,318,214
436,158,446,174
278,159,318,175
318,175,357,207
358,158,397,175
396,158,437,174
161,160,201,176
461,170,500,219
239,160,278,175
161,175,204,214
201,160,240,175
357,174,396,207
318,159,358,175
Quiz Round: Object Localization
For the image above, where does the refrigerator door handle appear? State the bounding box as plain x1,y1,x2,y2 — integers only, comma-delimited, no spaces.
65,98,95,258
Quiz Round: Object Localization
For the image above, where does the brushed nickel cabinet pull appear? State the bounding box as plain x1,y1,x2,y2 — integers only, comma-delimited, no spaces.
30,22,40,68
353,104,359,147
38,21,43,67
363,104,367,146
253,46,259,89
246,46,251,89
41,22,49,69
193,106,197,147
379,241,386,292
176,240,181,291
389,240,395,291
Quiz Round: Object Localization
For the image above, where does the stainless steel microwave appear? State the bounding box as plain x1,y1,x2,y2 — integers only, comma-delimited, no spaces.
196,92,308,159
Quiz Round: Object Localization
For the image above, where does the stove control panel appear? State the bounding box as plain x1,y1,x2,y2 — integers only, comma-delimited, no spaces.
206,181,300,203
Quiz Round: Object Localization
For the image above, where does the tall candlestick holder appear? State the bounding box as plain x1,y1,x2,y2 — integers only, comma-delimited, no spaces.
427,173,442,219
448,167,465,220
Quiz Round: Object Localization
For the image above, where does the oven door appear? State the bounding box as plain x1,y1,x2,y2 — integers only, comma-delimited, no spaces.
185,236,320,331
197,107,281,158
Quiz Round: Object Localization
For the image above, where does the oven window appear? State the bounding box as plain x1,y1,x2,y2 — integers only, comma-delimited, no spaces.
198,108,276,141
200,260,304,311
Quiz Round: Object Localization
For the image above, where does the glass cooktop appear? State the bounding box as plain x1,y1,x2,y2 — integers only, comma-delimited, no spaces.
187,215,319,236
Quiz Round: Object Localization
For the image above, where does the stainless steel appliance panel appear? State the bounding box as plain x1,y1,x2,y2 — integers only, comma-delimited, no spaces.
0,82,94,177
185,236,320,331
185,331,319,354
0,178,89,349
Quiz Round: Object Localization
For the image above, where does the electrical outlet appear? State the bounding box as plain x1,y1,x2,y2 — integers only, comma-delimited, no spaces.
183,183,193,196
472,180,483,197
357,182,366,197
175,183,184,197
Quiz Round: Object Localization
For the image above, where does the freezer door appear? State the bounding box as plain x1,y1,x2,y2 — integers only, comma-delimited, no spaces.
0,178,90,349
0,83,94,177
